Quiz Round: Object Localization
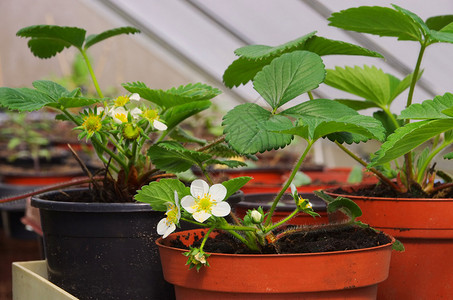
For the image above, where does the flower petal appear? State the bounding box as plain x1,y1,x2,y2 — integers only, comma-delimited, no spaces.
163,223,176,238
130,93,141,101
157,218,169,235
130,107,142,119
181,195,196,213
211,201,231,217
290,183,297,197
191,179,209,199
192,211,211,223
209,184,227,202
153,120,168,131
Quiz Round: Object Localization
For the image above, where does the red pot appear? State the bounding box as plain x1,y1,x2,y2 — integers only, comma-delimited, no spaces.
157,228,394,299
325,184,453,299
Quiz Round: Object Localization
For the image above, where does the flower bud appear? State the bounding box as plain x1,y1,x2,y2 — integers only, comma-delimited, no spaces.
250,209,263,224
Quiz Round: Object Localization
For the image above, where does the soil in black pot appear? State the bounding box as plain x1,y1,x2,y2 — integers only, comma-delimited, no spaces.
171,225,391,255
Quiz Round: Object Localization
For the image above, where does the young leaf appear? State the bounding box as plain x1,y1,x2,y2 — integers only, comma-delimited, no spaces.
222,103,293,154
327,197,362,221
122,82,221,109
347,166,364,184
16,25,86,58
253,51,325,109
84,27,140,49
221,177,252,200
370,119,453,166
328,6,422,42
400,93,453,119
134,179,189,211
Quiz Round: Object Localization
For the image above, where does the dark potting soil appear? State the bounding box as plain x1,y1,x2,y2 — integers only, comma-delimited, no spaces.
170,225,391,255
331,182,453,199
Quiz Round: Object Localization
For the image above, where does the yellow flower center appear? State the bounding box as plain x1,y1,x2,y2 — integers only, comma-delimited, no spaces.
166,204,179,224
298,196,312,209
115,112,128,123
196,194,213,212
143,108,160,122
114,95,130,107
82,114,102,134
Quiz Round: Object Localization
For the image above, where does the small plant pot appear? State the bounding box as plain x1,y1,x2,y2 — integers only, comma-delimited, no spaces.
235,193,346,225
325,184,453,299
157,228,394,299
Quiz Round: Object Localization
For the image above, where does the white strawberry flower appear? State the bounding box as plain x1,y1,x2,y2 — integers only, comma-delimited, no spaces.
157,191,181,238
181,179,231,223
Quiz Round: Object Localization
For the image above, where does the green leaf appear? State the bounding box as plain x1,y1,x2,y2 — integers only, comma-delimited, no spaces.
426,15,453,31
370,119,453,166
222,34,382,88
84,27,140,49
392,239,405,252
204,159,247,169
32,80,69,101
17,25,86,58
282,98,358,119
253,51,325,109
161,100,211,130
222,103,293,154
168,127,207,145
400,93,453,119
221,176,252,199
325,66,413,107
328,6,422,42
223,56,273,88
303,36,383,58
147,141,212,173
327,196,362,221
57,97,101,108
0,87,55,111
134,179,189,211
444,152,453,160
334,99,378,111
122,82,221,109
235,32,317,59
392,4,430,37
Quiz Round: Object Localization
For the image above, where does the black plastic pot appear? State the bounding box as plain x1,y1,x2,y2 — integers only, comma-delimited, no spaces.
31,188,244,300
32,188,175,300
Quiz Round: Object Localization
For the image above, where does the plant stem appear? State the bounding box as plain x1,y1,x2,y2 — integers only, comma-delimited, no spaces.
334,141,401,191
199,227,215,251
80,48,104,98
383,107,400,130
307,91,314,100
417,141,449,183
264,141,314,226
197,136,226,152
264,208,301,233
404,42,427,184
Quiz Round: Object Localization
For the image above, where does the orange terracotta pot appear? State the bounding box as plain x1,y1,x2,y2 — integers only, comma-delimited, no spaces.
234,193,346,226
325,184,453,300
157,228,394,300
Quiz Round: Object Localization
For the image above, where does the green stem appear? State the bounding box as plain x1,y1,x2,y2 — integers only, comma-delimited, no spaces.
264,208,301,233
264,141,314,226
199,227,215,251
227,229,260,251
79,48,104,98
62,108,128,172
307,91,314,100
382,107,400,130
417,141,449,183
334,141,401,191
404,42,427,184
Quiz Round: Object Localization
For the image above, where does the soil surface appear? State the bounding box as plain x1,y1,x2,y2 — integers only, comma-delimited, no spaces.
330,182,453,199
170,225,391,255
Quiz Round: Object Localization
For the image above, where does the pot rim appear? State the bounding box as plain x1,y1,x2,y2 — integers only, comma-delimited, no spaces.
237,192,326,211
325,183,453,202
156,228,395,258
31,188,154,212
